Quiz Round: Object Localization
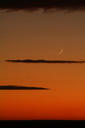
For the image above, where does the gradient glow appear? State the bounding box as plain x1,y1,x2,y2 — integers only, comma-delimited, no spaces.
0,10,85,120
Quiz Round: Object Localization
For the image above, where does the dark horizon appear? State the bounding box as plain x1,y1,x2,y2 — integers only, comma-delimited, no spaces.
0,120,85,128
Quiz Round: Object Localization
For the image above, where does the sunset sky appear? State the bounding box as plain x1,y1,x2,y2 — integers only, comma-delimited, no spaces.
0,0,85,120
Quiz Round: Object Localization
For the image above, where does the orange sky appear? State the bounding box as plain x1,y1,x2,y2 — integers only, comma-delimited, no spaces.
0,7,85,120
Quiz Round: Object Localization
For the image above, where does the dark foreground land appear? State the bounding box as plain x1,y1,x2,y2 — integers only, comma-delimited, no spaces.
0,120,85,128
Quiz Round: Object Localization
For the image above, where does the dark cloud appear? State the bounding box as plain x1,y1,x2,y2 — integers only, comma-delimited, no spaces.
0,0,85,12
0,85,49,90
5,59,85,64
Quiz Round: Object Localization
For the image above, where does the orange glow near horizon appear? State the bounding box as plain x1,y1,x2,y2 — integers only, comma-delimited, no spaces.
1,91,85,120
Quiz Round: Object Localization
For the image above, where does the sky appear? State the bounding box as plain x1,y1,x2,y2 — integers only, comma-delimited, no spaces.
0,0,85,120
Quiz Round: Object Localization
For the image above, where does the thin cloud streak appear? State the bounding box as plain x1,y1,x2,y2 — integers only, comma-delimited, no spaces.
5,59,85,64
0,0,85,12
0,85,49,90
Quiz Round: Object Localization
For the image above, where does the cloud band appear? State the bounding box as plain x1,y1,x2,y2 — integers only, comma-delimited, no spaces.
0,85,49,90
5,59,85,64
0,0,85,12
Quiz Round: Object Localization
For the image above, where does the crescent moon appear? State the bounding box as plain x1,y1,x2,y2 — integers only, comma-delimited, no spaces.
58,47,63,54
